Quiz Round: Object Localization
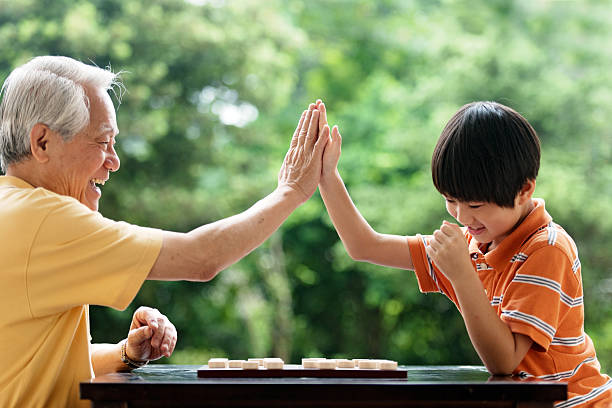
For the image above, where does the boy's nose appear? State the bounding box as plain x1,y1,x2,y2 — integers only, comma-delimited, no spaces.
455,206,473,226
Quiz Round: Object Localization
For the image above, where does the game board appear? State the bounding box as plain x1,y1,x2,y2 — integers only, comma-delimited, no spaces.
197,358,407,378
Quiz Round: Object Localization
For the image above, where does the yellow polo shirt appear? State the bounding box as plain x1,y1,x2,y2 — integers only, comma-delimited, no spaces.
0,175,163,408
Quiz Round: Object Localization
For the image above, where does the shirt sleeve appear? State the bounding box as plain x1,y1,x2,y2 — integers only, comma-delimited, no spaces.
500,245,579,351
26,197,163,317
407,234,458,304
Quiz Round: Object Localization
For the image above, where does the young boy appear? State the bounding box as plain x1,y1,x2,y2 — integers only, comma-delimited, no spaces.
316,100,611,408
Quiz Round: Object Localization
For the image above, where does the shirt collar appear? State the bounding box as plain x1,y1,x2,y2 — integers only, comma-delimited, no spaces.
467,199,552,269
0,175,35,189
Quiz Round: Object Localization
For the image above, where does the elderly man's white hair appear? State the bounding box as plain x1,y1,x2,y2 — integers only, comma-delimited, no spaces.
0,56,122,172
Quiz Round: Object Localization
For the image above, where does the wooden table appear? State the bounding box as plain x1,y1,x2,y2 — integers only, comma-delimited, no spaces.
80,364,567,407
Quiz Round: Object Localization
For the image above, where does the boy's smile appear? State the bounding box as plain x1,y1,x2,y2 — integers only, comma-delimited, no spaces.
467,225,486,236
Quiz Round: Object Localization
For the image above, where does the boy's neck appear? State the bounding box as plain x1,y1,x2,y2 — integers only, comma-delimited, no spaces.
488,199,535,252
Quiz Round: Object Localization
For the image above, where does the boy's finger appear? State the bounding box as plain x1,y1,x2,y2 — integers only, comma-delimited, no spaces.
314,124,330,153
318,101,328,133
440,221,460,236
332,125,342,146
332,125,341,140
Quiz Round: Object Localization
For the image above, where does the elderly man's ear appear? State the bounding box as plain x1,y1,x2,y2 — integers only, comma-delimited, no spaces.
29,123,55,164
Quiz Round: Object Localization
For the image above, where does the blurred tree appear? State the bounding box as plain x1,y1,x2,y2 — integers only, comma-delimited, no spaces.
1,0,610,371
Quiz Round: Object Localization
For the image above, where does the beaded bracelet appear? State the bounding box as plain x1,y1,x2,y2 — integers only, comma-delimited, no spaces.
120,339,149,370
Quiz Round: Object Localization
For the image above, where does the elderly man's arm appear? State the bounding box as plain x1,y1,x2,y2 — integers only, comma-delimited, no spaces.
148,104,328,282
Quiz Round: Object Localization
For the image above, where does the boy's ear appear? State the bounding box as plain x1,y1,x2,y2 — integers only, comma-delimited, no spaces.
29,123,53,164
517,179,536,205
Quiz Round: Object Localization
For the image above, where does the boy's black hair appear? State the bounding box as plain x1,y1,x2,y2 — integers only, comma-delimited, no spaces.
431,101,540,208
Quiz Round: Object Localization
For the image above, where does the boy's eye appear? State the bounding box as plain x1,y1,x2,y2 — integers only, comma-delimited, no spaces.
469,204,483,209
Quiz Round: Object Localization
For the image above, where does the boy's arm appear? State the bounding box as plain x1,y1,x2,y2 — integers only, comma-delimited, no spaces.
317,104,413,270
454,276,533,375
427,221,533,375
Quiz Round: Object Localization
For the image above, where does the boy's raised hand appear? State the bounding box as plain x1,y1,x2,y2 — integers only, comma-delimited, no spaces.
315,100,342,178
425,221,474,282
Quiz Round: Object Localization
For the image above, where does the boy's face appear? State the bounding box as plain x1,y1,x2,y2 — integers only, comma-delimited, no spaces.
444,197,531,250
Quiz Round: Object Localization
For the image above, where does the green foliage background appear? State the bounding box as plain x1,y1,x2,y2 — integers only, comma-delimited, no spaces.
1,0,611,370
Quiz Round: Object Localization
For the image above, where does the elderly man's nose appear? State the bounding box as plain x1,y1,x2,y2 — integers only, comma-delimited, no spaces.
105,150,120,172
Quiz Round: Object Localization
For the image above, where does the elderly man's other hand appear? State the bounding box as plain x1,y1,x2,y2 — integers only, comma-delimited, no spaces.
278,102,329,203
126,306,177,363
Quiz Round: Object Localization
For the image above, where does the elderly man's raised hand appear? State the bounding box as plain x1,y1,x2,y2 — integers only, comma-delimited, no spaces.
125,306,177,363
278,103,329,203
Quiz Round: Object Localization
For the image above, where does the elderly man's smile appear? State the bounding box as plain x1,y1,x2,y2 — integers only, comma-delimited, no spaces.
90,178,106,194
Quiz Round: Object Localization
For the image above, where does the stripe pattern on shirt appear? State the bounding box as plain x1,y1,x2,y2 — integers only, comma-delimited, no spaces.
510,252,528,263
490,295,503,307
511,274,583,308
547,221,557,245
421,236,441,292
551,335,585,347
519,356,596,381
501,309,556,339
555,378,612,408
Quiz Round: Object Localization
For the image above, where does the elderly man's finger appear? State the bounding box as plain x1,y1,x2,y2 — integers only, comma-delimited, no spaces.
297,105,315,147
161,323,177,357
150,316,168,348
169,333,178,354
131,306,158,330
125,325,154,362
290,110,307,150
141,309,161,330
304,109,320,151
130,325,153,343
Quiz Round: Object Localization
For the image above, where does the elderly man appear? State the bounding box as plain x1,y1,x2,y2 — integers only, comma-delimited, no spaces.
0,56,327,408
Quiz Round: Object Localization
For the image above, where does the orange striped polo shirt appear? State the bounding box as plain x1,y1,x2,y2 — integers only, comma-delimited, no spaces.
408,199,612,408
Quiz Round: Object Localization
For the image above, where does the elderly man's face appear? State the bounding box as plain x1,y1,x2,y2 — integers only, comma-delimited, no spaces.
50,86,120,211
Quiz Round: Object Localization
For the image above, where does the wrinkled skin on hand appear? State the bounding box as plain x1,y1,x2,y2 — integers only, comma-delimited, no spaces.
278,103,329,202
126,306,178,362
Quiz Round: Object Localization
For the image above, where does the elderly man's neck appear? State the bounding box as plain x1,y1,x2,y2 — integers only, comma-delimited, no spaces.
6,160,49,189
